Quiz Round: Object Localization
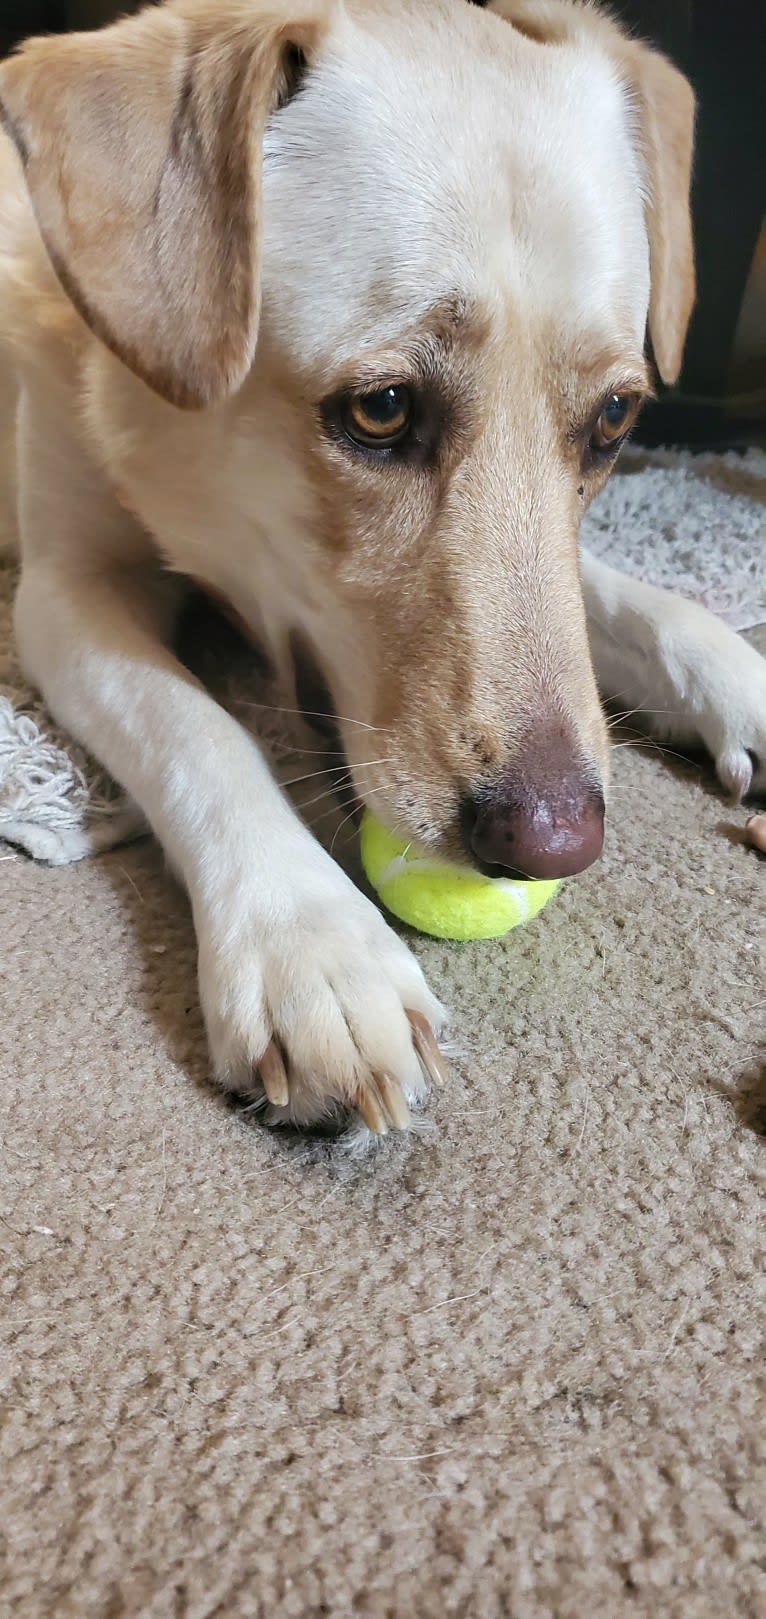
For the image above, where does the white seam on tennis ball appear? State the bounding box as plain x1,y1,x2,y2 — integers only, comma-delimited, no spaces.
377,854,450,886
496,879,533,919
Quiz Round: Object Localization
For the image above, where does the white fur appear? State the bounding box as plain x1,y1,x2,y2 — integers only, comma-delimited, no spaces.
261,9,650,366
1,0,763,1134
582,553,766,802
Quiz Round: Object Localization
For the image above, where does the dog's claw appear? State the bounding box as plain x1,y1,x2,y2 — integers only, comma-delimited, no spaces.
356,1085,389,1135
746,814,766,853
258,1040,290,1108
408,1010,448,1088
376,1072,411,1130
717,747,752,805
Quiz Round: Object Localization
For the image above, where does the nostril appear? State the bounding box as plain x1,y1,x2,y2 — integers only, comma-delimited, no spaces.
465,787,605,881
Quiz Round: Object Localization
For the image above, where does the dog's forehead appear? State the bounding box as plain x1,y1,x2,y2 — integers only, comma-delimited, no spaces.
260,2,650,376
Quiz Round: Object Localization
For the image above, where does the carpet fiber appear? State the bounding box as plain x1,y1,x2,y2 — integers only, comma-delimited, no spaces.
1,454,765,1618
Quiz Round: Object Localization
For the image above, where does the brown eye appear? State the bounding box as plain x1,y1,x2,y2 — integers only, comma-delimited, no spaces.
590,392,639,453
343,385,412,449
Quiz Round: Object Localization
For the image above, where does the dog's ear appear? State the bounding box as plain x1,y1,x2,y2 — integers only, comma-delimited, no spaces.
488,0,695,385
0,0,332,408
620,41,695,385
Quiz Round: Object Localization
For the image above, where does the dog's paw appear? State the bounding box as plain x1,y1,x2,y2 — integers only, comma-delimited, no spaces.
197,866,447,1135
685,630,765,802
653,614,766,803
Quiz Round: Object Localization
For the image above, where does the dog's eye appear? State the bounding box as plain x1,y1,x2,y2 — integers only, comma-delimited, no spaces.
590,393,640,453
343,386,413,449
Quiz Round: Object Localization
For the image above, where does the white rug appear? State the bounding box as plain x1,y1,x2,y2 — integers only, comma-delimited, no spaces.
583,447,765,630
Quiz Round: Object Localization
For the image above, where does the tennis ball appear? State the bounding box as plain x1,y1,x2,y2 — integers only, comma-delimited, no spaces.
360,810,560,941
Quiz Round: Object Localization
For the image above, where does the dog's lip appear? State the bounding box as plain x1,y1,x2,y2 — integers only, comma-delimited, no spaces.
469,853,536,880
290,629,342,744
298,699,342,745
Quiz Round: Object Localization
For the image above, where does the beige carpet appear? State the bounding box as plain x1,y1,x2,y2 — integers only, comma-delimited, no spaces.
2,583,765,1609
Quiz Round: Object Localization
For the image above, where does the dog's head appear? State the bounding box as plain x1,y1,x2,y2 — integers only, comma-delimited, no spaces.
0,0,695,877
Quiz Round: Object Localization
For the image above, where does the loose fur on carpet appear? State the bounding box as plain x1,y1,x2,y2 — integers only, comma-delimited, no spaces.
1,449,764,1618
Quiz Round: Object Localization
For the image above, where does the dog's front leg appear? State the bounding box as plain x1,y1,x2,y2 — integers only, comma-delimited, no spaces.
15,554,444,1128
581,551,766,801
14,412,443,1133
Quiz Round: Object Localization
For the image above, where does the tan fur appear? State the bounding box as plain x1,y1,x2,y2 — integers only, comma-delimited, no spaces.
302,320,623,849
3,0,760,1135
0,0,334,408
0,1,690,826
0,0,695,793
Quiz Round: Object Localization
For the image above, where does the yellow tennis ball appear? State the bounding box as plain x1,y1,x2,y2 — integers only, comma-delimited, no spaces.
360,810,560,941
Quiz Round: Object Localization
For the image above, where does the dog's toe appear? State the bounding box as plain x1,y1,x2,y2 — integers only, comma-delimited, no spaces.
200,880,447,1137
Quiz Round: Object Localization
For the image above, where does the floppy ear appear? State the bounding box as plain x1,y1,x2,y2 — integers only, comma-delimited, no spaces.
488,0,695,385
0,0,332,408
621,42,695,385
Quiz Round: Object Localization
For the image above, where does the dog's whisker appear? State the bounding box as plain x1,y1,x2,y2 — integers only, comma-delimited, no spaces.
297,765,399,815
606,704,684,730
326,782,400,857
295,782,357,814
279,765,347,790
600,682,663,709
610,738,696,765
325,777,409,854
304,778,399,829
282,746,352,758
290,771,396,817
304,804,357,833
278,759,388,791
329,803,367,858
235,698,387,734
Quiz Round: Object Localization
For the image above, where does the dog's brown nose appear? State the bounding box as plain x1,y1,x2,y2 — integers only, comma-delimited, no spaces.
464,759,605,880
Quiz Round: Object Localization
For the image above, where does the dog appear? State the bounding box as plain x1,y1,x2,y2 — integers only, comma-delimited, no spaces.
1,0,764,1135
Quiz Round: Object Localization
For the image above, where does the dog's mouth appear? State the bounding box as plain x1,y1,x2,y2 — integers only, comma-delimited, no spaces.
289,629,343,746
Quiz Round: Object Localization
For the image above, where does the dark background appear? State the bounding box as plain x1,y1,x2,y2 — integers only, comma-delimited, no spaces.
2,0,764,449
